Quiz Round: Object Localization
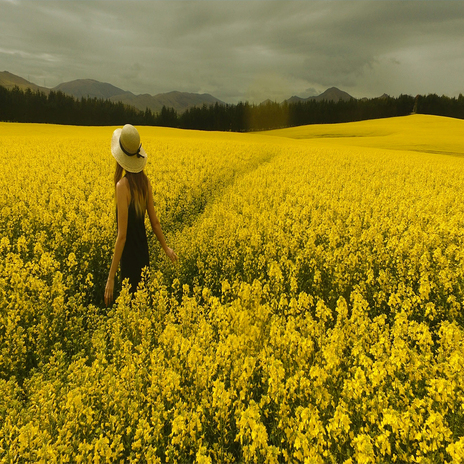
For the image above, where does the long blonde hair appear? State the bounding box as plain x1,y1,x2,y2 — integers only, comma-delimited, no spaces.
114,162,149,216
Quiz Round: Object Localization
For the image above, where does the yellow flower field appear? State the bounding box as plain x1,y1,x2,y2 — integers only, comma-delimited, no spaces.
1,115,464,463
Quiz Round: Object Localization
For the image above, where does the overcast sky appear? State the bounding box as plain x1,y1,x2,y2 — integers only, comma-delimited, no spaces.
1,0,464,103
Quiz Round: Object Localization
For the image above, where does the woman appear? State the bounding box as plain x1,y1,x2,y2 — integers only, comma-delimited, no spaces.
104,124,177,306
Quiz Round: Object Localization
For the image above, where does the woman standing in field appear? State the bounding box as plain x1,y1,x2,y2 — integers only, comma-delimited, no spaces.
104,124,178,306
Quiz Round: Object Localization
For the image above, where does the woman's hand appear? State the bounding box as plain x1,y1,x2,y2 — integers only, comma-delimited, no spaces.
105,276,114,306
165,247,178,263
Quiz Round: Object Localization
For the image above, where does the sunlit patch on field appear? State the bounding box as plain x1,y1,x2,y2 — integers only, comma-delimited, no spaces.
1,115,464,462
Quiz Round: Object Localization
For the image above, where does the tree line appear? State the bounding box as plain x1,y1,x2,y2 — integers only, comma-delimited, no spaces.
0,86,156,126
1,84,464,131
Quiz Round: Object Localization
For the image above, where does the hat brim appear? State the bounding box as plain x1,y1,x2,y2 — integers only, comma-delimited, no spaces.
111,128,147,173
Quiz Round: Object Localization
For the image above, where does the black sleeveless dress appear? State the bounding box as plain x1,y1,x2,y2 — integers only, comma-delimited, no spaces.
118,202,149,293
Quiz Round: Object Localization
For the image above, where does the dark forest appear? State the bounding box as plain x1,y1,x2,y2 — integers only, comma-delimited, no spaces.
1,85,464,131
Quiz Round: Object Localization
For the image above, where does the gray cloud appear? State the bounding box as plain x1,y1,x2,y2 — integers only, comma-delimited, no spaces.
1,0,463,103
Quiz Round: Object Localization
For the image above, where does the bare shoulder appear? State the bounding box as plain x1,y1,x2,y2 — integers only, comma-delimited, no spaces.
116,176,129,191
116,177,130,203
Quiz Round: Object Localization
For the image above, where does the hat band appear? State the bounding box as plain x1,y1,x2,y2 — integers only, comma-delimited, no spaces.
119,139,145,158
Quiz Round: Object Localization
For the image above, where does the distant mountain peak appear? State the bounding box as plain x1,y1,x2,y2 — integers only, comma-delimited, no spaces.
314,87,354,102
53,79,130,100
284,87,354,104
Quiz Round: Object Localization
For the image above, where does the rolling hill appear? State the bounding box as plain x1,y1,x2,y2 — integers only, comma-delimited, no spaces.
53,79,129,100
108,90,224,114
0,71,50,94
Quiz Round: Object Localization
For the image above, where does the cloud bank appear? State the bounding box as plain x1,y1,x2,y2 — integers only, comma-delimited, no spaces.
1,0,463,103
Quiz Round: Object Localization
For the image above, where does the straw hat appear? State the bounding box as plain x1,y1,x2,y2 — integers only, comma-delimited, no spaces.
111,124,147,173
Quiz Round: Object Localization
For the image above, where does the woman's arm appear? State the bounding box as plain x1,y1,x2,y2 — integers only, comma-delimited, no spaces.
104,179,130,306
147,180,178,263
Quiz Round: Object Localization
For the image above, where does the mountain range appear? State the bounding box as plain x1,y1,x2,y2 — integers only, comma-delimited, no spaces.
1,71,356,114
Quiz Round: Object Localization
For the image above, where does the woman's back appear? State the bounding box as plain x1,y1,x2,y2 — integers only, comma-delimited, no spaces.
118,200,149,293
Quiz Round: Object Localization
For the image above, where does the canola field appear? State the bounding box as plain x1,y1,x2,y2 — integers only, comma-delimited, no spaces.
1,114,464,463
